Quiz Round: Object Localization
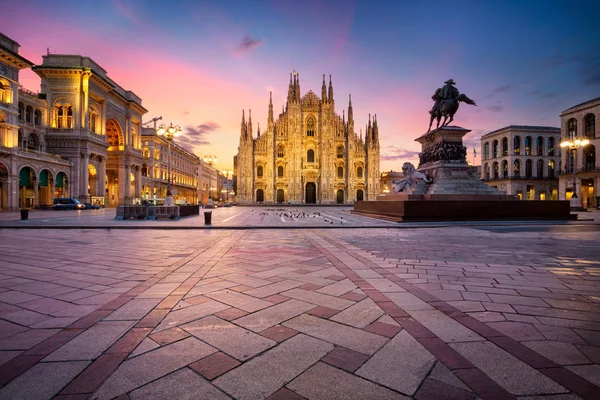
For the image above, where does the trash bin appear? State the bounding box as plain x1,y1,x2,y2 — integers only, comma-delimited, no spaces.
204,211,212,225
20,209,29,220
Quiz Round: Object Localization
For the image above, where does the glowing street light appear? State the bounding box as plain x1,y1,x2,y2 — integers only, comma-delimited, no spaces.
157,123,182,205
560,136,589,206
203,155,218,165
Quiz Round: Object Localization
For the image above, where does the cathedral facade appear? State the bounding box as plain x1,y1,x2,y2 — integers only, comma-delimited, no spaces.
235,72,380,205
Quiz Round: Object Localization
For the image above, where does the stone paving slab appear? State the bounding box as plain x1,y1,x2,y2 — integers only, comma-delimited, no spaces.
0,222,599,399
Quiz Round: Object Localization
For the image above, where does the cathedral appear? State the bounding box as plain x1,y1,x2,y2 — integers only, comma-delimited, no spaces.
235,72,380,204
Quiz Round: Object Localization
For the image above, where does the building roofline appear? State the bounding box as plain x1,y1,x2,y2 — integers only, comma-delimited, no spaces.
560,97,600,115
481,125,560,139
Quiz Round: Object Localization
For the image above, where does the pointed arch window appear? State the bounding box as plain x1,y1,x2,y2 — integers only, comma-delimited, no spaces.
513,159,520,177
278,166,284,177
306,116,315,137
257,166,263,178
277,145,284,158
536,136,544,156
337,166,344,178
502,138,508,156
307,149,315,163
337,146,344,158
514,136,521,155
357,166,363,178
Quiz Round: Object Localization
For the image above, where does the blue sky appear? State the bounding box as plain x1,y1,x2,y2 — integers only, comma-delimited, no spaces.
5,0,600,170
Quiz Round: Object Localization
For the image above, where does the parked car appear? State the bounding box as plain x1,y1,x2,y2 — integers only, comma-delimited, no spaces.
53,198,85,210
83,202,101,210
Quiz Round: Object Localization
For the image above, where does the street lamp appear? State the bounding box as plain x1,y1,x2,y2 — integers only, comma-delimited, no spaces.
560,136,589,207
157,123,182,205
203,155,218,165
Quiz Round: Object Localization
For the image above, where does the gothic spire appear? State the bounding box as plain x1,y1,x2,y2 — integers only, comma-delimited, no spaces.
348,94,353,122
321,74,327,103
287,72,293,104
240,109,246,138
373,114,379,143
257,122,261,138
247,109,253,139
368,114,373,143
295,72,301,102
268,91,273,123
328,74,333,104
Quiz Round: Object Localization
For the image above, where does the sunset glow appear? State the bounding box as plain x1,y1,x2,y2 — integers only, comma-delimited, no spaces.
5,0,600,171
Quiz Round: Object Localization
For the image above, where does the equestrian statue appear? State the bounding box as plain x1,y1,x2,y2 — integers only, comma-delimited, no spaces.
427,79,477,132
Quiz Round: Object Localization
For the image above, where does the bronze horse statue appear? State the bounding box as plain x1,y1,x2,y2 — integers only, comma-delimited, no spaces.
428,93,477,132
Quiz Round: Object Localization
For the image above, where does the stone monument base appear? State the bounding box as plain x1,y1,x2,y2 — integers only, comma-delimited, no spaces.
354,125,573,221
353,195,574,221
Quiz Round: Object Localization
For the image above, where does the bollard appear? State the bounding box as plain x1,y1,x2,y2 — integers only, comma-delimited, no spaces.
20,209,29,220
204,211,212,225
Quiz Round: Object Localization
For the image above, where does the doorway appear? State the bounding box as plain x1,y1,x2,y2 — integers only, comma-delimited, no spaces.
356,189,364,201
256,189,264,203
277,189,284,204
305,182,316,204
336,189,344,204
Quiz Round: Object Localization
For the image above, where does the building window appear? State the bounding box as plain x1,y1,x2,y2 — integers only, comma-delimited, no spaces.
525,136,532,155
514,136,521,155
537,159,544,178
484,163,490,179
25,105,33,123
548,160,555,178
585,144,596,171
278,166,284,177
18,102,24,120
502,137,508,156
307,149,315,163
34,109,42,125
567,118,577,139
502,160,508,178
492,162,498,179
493,140,498,158
337,146,344,158
584,114,595,139
306,116,315,137
514,159,520,177
484,143,489,160
536,136,544,156
27,134,38,150
55,104,74,129
525,159,532,177
337,166,344,178
257,166,263,178
357,167,363,178
548,137,555,156
277,145,284,158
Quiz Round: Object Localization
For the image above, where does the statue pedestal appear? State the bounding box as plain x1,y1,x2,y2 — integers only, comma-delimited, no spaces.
353,126,573,221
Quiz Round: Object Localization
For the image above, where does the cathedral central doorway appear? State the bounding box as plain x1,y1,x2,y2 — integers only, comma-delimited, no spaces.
277,189,284,204
256,189,264,203
305,182,316,204
336,190,344,204
356,189,364,201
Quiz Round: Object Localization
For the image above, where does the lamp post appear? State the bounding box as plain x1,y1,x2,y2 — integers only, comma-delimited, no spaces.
560,136,589,208
157,123,182,205
203,155,217,166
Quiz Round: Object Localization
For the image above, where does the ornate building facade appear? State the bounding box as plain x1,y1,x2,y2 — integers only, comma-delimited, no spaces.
235,72,380,204
559,98,598,208
141,128,199,205
480,125,561,200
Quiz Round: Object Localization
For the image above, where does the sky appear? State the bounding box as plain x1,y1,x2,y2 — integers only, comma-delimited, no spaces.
5,0,600,171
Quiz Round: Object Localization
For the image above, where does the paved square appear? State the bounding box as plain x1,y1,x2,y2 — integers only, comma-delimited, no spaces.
0,214,599,399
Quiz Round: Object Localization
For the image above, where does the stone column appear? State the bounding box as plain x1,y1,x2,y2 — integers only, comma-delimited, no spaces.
33,177,39,207
8,176,17,210
118,164,126,205
135,166,142,199
99,157,106,206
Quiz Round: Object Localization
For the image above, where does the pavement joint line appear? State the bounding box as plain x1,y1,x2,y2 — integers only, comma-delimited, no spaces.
0,231,236,391
306,231,600,399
